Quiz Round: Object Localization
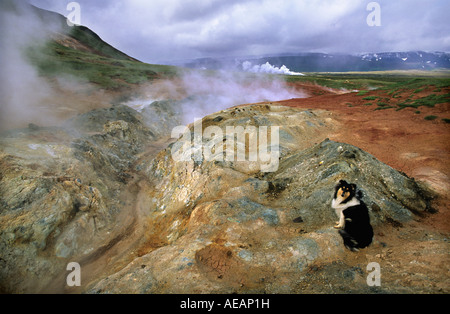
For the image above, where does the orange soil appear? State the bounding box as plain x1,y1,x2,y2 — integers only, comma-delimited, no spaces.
274,83,450,232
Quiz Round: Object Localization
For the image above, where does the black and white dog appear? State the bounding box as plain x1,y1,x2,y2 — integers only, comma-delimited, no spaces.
332,180,373,251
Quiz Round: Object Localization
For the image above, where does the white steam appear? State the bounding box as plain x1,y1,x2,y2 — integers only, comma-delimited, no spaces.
242,61,304,76
179,70,304,124
127,69,306,125
0,1,56,130
0,1,103,131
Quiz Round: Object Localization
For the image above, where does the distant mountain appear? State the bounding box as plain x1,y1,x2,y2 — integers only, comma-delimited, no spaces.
173,51,450,73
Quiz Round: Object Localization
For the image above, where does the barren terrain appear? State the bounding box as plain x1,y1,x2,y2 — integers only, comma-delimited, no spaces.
242,81,450,293
276,82,450,230
1,75,449,294
17,76,450,235
91,79,450,293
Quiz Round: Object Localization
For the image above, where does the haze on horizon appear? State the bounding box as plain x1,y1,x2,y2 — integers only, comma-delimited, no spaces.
24,0,450,64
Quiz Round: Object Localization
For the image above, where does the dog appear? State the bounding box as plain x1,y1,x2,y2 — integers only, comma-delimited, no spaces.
332,180,373,251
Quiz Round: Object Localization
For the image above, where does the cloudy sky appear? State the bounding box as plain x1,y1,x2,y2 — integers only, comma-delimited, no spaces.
29,0,450,63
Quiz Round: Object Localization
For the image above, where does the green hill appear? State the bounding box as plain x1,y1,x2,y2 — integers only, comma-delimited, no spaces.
19,3,179,90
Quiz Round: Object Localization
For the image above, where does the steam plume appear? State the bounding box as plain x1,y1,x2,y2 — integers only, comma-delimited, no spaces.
0,1,55,130
126,69,306,125
242,61,304,76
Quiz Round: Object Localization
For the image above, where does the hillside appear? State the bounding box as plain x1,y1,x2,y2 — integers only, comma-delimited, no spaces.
23,5,178,90
0,2,181,130
1,1,179,92
27,3,137,62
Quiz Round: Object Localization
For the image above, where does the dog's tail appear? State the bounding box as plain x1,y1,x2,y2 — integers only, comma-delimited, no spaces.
338,229,361,252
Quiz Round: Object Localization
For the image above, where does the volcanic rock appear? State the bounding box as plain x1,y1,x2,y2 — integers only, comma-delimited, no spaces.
0,105,160,293
87,104,435,294
0,102,442,294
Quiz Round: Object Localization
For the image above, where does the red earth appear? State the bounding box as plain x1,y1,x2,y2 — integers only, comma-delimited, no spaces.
272,82,450,233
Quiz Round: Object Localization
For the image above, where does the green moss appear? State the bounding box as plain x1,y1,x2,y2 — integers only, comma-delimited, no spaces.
363,96,379,101
397,93,450,110
374,106,395,111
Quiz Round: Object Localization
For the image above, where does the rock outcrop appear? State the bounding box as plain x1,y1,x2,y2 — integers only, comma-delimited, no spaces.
0,102,443,294
90,104,436,293
0,104,168,293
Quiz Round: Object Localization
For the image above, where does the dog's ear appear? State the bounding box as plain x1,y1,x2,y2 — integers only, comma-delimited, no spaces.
339,180,347,185
350,183,356,191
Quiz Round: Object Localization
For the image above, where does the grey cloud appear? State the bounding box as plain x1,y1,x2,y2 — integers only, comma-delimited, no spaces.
28,0,450,62
167,0,244,22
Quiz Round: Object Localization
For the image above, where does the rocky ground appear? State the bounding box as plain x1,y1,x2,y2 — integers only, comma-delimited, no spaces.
0,80,448,294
